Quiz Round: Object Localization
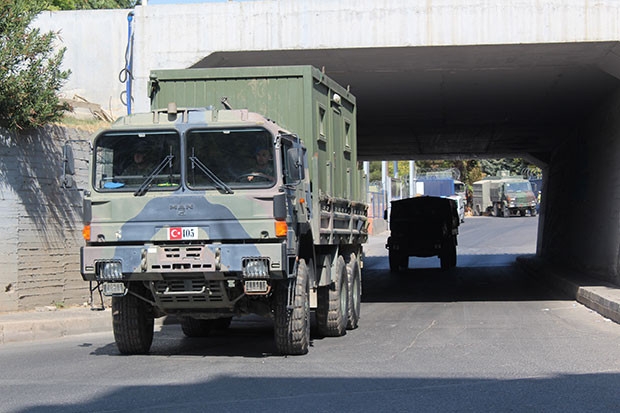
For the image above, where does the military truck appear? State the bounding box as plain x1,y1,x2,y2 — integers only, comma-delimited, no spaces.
472,173,537,217
414,177,466,223
385,196,459,272
70,66,368,355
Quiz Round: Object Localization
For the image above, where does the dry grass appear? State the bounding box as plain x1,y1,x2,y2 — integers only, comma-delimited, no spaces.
54,116,112,133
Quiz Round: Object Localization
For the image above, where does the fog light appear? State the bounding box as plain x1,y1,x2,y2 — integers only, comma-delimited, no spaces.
96,261,123,281
243,258,269,278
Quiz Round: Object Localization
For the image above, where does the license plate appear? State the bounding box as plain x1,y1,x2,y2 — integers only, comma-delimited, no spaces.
102,282,127,297
168,226,198,240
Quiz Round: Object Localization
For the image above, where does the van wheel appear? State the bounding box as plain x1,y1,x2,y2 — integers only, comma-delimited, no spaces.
316,255,348,337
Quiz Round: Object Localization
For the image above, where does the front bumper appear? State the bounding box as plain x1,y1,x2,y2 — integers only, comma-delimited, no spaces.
81,242,287,281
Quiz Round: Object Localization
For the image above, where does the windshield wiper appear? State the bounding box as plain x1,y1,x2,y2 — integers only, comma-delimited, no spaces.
134,154,175,196
189,154,234,194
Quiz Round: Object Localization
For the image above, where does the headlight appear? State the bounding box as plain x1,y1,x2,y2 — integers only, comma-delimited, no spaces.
243,258,270,278
96,261,123,281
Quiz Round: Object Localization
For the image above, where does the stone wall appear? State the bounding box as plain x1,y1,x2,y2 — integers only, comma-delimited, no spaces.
0,126,92,311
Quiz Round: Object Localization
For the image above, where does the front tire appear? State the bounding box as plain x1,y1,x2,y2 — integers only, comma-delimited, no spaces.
316,255,348,337
112,283,154,355
274,258,310,355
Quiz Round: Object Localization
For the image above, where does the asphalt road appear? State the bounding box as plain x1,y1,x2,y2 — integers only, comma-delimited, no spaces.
3,216,620,412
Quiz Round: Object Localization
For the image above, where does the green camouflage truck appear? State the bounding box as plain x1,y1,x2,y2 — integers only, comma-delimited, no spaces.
472,173,537,217
73,66,368,355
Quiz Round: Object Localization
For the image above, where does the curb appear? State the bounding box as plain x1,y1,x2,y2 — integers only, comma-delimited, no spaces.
0,307,112,345
517,256,620,324
0,307,173,345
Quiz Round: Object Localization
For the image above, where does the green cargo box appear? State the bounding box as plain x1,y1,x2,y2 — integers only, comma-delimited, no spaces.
149,66,365,205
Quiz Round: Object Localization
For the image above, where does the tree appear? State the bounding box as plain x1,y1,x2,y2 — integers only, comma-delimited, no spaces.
0,0,71,130
47,0,140,9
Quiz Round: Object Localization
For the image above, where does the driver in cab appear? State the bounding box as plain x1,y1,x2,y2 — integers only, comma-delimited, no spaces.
244,146,274,182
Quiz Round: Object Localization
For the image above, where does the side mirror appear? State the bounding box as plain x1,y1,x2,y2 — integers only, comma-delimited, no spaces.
62,143,75,188
286,147,305,182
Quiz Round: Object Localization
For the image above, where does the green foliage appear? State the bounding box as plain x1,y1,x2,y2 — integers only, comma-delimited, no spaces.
368,157,540,194
0,0,71,130
479,158,528,177
47,0,139,9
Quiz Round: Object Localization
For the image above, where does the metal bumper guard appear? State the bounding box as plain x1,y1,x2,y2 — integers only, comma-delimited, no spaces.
81,242,286,280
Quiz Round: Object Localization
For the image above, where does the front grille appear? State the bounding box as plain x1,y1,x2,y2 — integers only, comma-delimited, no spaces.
153,278,224,304
149,246,213,271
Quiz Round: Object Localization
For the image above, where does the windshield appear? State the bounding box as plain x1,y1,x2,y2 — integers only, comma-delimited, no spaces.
505,181,532,192
94,131,181,191
186,128,276,189
454,181,465,194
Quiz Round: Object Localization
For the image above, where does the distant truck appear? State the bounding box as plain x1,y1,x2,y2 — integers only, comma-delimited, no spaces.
385,196,459,272
68,66,368,356
472,173,537,217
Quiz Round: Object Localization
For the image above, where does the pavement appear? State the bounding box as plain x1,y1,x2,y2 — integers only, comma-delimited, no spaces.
1,257,619,345
516,256,620,325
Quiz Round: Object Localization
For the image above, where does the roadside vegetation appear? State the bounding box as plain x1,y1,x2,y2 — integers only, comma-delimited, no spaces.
0,0,139,131
368,158,542,197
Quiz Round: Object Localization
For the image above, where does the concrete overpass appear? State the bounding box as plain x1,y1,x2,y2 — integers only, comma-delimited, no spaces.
35,1,620,286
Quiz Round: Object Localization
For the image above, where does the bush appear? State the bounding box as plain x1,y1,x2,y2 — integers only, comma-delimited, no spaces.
0,0,71,130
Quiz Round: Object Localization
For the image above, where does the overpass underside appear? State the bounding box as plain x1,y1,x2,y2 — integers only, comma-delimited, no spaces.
195,41,620,286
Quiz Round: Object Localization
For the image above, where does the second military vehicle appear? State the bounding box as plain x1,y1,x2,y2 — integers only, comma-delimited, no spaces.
386,196,459,272
72,66,368,355
473,173,537,217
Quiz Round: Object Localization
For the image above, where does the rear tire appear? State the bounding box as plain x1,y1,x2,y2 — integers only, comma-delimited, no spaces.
316,255,348,337
389,250,400,272
274,258,310,355
346,253,361,330
440,238,457,270
389,250,407,272
112,284,154,355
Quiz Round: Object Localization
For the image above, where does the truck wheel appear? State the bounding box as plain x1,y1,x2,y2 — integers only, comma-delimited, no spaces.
450,238,458,268
440,239,457,270
389,250,400,272
493,204,499,217
503,207,511,217
346,253,361,330
389,251,407,272
531,208,537,217
274,258,310,355
112,284,154,355
316,255,348,337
